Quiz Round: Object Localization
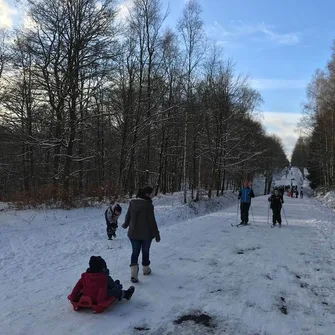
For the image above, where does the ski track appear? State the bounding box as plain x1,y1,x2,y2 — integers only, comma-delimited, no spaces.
1,169,335,334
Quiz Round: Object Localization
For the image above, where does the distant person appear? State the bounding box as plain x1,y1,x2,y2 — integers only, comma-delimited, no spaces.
122,186,161,283
300,190,303,198
296,190,299,198
238,181,255,226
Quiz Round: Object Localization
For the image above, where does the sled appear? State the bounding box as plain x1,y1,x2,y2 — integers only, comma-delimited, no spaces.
69,295,116,313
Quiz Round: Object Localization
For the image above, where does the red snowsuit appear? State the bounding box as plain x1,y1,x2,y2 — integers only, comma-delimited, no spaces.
68,272,109,304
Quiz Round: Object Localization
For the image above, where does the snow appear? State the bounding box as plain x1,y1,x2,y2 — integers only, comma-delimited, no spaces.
250,175,265,196
316,191,335,213
2,171,335,334
273,167,304,189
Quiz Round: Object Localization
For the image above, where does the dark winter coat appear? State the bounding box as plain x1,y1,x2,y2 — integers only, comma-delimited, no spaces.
123,195,159,241
238,187,255,203
268,194,283,211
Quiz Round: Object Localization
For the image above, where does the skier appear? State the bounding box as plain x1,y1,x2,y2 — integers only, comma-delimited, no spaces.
295,189,299,198
268,188,284,228
300,190,303,198
237,181,255,226
68,256,135,303
105,203,122,240
122,186,161,283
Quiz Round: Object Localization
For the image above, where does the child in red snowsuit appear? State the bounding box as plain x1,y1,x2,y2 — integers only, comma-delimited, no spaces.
68,256,135,304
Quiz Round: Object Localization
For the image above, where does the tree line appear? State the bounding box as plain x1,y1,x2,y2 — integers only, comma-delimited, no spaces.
292,42,335,191
0,0,288,205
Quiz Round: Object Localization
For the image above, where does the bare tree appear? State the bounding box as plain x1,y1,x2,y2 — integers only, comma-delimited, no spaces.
178,0,205,203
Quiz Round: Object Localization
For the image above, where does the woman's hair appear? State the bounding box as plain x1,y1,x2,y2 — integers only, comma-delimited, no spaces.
137,186,153,197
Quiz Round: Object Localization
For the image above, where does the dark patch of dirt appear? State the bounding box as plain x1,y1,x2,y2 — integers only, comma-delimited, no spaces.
237,246,260,255
280,306,288,315
247,246,261,251
174,313,215,329
134,327,151,331
210,289,222,293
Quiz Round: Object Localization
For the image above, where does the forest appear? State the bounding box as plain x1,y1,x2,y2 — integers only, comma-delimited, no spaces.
0,0,288,205
292,43,335,191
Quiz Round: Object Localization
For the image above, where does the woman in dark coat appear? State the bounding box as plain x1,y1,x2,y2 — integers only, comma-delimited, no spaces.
122,186,161,283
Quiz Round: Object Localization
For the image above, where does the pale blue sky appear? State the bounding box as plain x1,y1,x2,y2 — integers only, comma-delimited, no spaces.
161,0,334,155
2,0,334,156
162,0,334,112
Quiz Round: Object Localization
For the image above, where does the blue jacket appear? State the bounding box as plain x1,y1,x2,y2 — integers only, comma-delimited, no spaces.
238,187,255,203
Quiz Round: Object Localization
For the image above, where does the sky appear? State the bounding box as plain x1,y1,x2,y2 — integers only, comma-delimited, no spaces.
1,0,335,158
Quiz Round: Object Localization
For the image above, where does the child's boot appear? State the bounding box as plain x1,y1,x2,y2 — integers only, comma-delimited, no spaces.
123,286,135,300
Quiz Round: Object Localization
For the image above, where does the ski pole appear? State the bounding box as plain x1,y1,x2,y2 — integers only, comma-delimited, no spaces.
250,204,255,225
236,200,239,226
282,206,289,226
267,203,270,225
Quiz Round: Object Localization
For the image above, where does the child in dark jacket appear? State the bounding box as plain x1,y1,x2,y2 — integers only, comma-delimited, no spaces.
105,204,122,240
68,256,135,303
268,188,284,227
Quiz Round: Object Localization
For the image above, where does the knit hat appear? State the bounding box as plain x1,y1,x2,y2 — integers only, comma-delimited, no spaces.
142,186,153,195
89,256,104,272
97,256,107,270
111,203,122,214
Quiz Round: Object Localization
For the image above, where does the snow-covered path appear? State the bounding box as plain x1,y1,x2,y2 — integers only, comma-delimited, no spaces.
1,192,335,334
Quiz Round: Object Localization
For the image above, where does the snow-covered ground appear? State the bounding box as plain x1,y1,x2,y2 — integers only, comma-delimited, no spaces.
273,167,304,189
317,191,335,211
1,170,335,334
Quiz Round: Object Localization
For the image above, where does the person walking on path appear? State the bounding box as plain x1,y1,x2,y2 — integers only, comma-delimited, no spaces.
122,186,161,283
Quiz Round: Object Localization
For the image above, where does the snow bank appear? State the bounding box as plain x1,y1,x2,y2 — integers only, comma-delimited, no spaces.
153,191,238,228
251,175,265,196
316,191,335,211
